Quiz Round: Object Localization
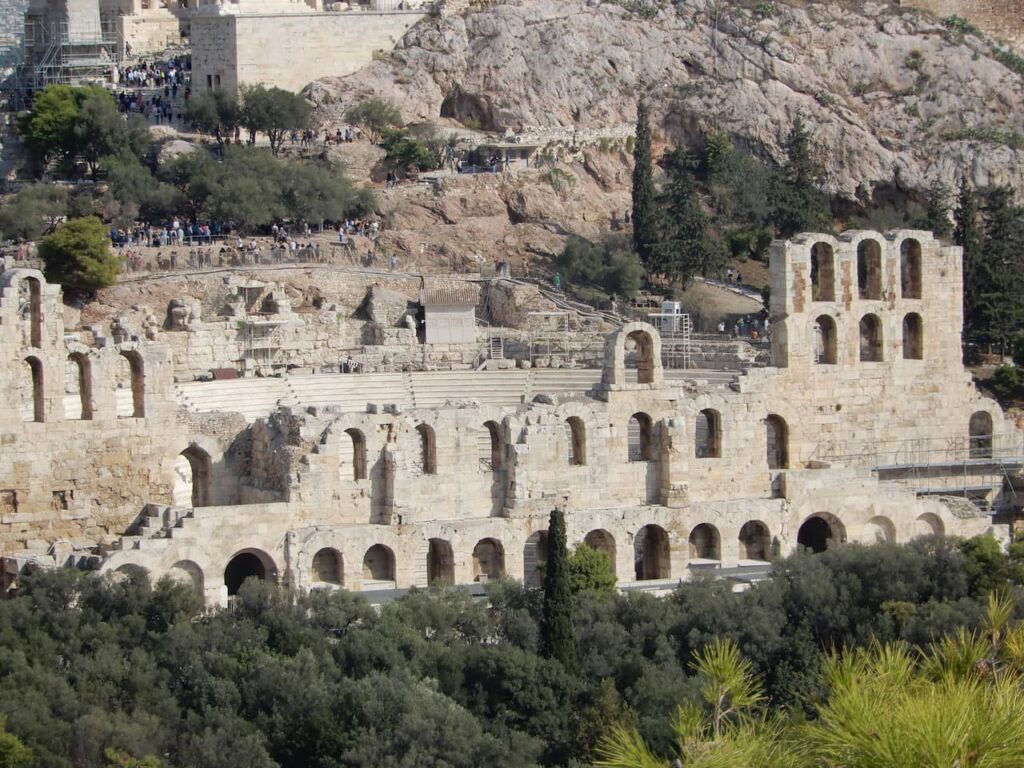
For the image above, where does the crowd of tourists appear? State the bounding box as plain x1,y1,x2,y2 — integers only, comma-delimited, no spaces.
110,220,231,248
115,57,191,124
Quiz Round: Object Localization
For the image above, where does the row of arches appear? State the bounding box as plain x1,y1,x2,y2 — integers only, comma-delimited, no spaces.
813,313,923,364
809,238,922,303
20,350,145,423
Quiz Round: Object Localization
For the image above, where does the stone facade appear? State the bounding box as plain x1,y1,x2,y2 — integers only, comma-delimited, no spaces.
191,7,424,93
0,230,1019,605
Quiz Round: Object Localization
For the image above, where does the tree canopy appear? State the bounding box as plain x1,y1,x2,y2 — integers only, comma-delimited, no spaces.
344,98,402,144
39,216,119,292
240,85,312,156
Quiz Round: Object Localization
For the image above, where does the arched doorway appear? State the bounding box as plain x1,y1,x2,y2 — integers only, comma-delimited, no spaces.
414,423,436,475
765,414,788,470
427,539,454,586
472,538,504,582
626,329,656,384
915,513,945,537
810,242,835,301
169,560,204,595
902,313,923,360
900,239,922,299
634,524,669,580
797,514,845,553
480,421,503,471
175,445,212,507
627,412,654,462
857,239,882,300
116,351,145,418
584,529,616,577
23,277,42,348
362,544,395,585
688,523,721,561
343,428,367,481
565,417,586,466
969,411,993,459
311,548,343,585
864,516,895,544
738,521,771,561
65,353,93,420
224,550,274,596
814,315,837,364
695,409,722,458
859,314,883,362
23,356,44,423
523,530,548,588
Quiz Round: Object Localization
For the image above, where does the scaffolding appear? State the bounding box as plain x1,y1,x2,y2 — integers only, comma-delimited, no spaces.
647,311,693,369
17,15,118,96
811,433,1024,509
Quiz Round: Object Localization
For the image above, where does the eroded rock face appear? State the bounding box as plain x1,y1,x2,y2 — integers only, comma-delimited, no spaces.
308,0,1024,200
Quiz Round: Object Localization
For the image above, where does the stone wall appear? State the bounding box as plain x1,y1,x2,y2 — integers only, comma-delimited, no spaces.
902,0,1024,52
191,9,424,93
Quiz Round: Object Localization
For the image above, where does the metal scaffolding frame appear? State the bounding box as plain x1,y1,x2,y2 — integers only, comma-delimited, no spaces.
16,15,118,96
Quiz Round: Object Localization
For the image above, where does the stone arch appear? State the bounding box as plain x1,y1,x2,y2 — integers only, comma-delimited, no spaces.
859,314,883,362
343,428,367,481
688,523,721,560
414,423,437,475
738,520,771,561
311,547,343,585
523,529,549,588
900,238,922,299
902,313,923,360
810,241,835,301
65,353,93,420
224,548,277,596
584,529,616,577
857,238,883,300
480,420,503,471
427,538,454,586
174,444,212,507
864,516,896,544
814,315,838,364
362,544,395,584
765,414,789,470
797,513,846,553
634,524,669,580
168,560,204,595
969,411,993,459
116,350,145,418
627,412,655,462
695,409,722,458
565,416,587,466
915,512,945,537
25,276,42,348
602,322,664,387
23,356,44,423
472,537,505,582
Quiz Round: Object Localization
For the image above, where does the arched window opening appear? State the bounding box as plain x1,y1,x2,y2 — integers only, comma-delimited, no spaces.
627,412,654,462
584,529,616,577
765,414,789,470
625,329,655,384
738,521,771,561
23,356,44,423
859,314,883,362
472,538,505,582
176,445,212,507
969,411,993,459
362,544,395,584
900,239,922,299
479,421,503,471
797,514,844,553
427,539,454,586
311,548,343,585
915,513,945,537
116,351,145,418
634,524,670,580
688,523,721,561
902,313,923,360
224,551,272,596
169,560,204,595
524,530,548,588
857,239,883,300
23,277,42,348
814,315,837,364
414,423,436,475
65,353,93,420
810,242,835,301
695,409,722,458
865,516,895,544
344,428,367,481
565,417,586,466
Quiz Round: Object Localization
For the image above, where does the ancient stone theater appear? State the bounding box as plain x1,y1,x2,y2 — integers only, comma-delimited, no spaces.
0,229,1019,604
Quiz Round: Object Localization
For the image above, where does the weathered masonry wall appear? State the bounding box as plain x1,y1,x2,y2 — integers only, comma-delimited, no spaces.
191,10,424,93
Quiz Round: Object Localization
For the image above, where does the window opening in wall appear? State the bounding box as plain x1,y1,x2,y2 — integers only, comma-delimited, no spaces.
859,314,883,362
344,428,367,481
362,544,395,583
178,445,212,507
479,421,502,471
584,529,616,577
857,239,883,300
900,239,922,299
523,530,548,588
415,423,436,475
625,329,655,384
66,353,93,420
565,417,586,466
25,277,42,348
627,412,654,462
695,409,721,458
472,538,504,582
116,351,145,418
224,551,270,596
810,242,835,301
739,521,771,561
688,523,720,560
969,411,993,459
814,315,838,364
24,356,44,423
311,548,343,585
765,414,789,469
427,539,454,586
797,515,843,553
902,313,923,360
634,524,669,580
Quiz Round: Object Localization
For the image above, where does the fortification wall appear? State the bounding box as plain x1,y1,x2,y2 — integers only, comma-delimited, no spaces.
191,9,424,93
903,0,1024,52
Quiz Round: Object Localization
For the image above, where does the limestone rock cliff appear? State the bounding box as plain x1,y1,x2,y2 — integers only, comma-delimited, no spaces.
309,0,1024,201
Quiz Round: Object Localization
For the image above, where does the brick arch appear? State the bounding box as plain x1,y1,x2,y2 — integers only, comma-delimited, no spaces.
602,321,664,388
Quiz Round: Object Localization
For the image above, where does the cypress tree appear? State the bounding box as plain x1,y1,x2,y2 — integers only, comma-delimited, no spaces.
921,179,953,240
979,185,1024,350
632,100,658,271
954,178,986,344
540,508,577,673
772,117,831,237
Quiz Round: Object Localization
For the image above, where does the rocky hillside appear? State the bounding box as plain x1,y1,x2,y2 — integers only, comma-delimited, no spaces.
309,0,1024,202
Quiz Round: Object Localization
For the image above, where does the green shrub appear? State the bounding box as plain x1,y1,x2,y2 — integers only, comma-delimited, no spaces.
39,216,119,292
990,364,1023,401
